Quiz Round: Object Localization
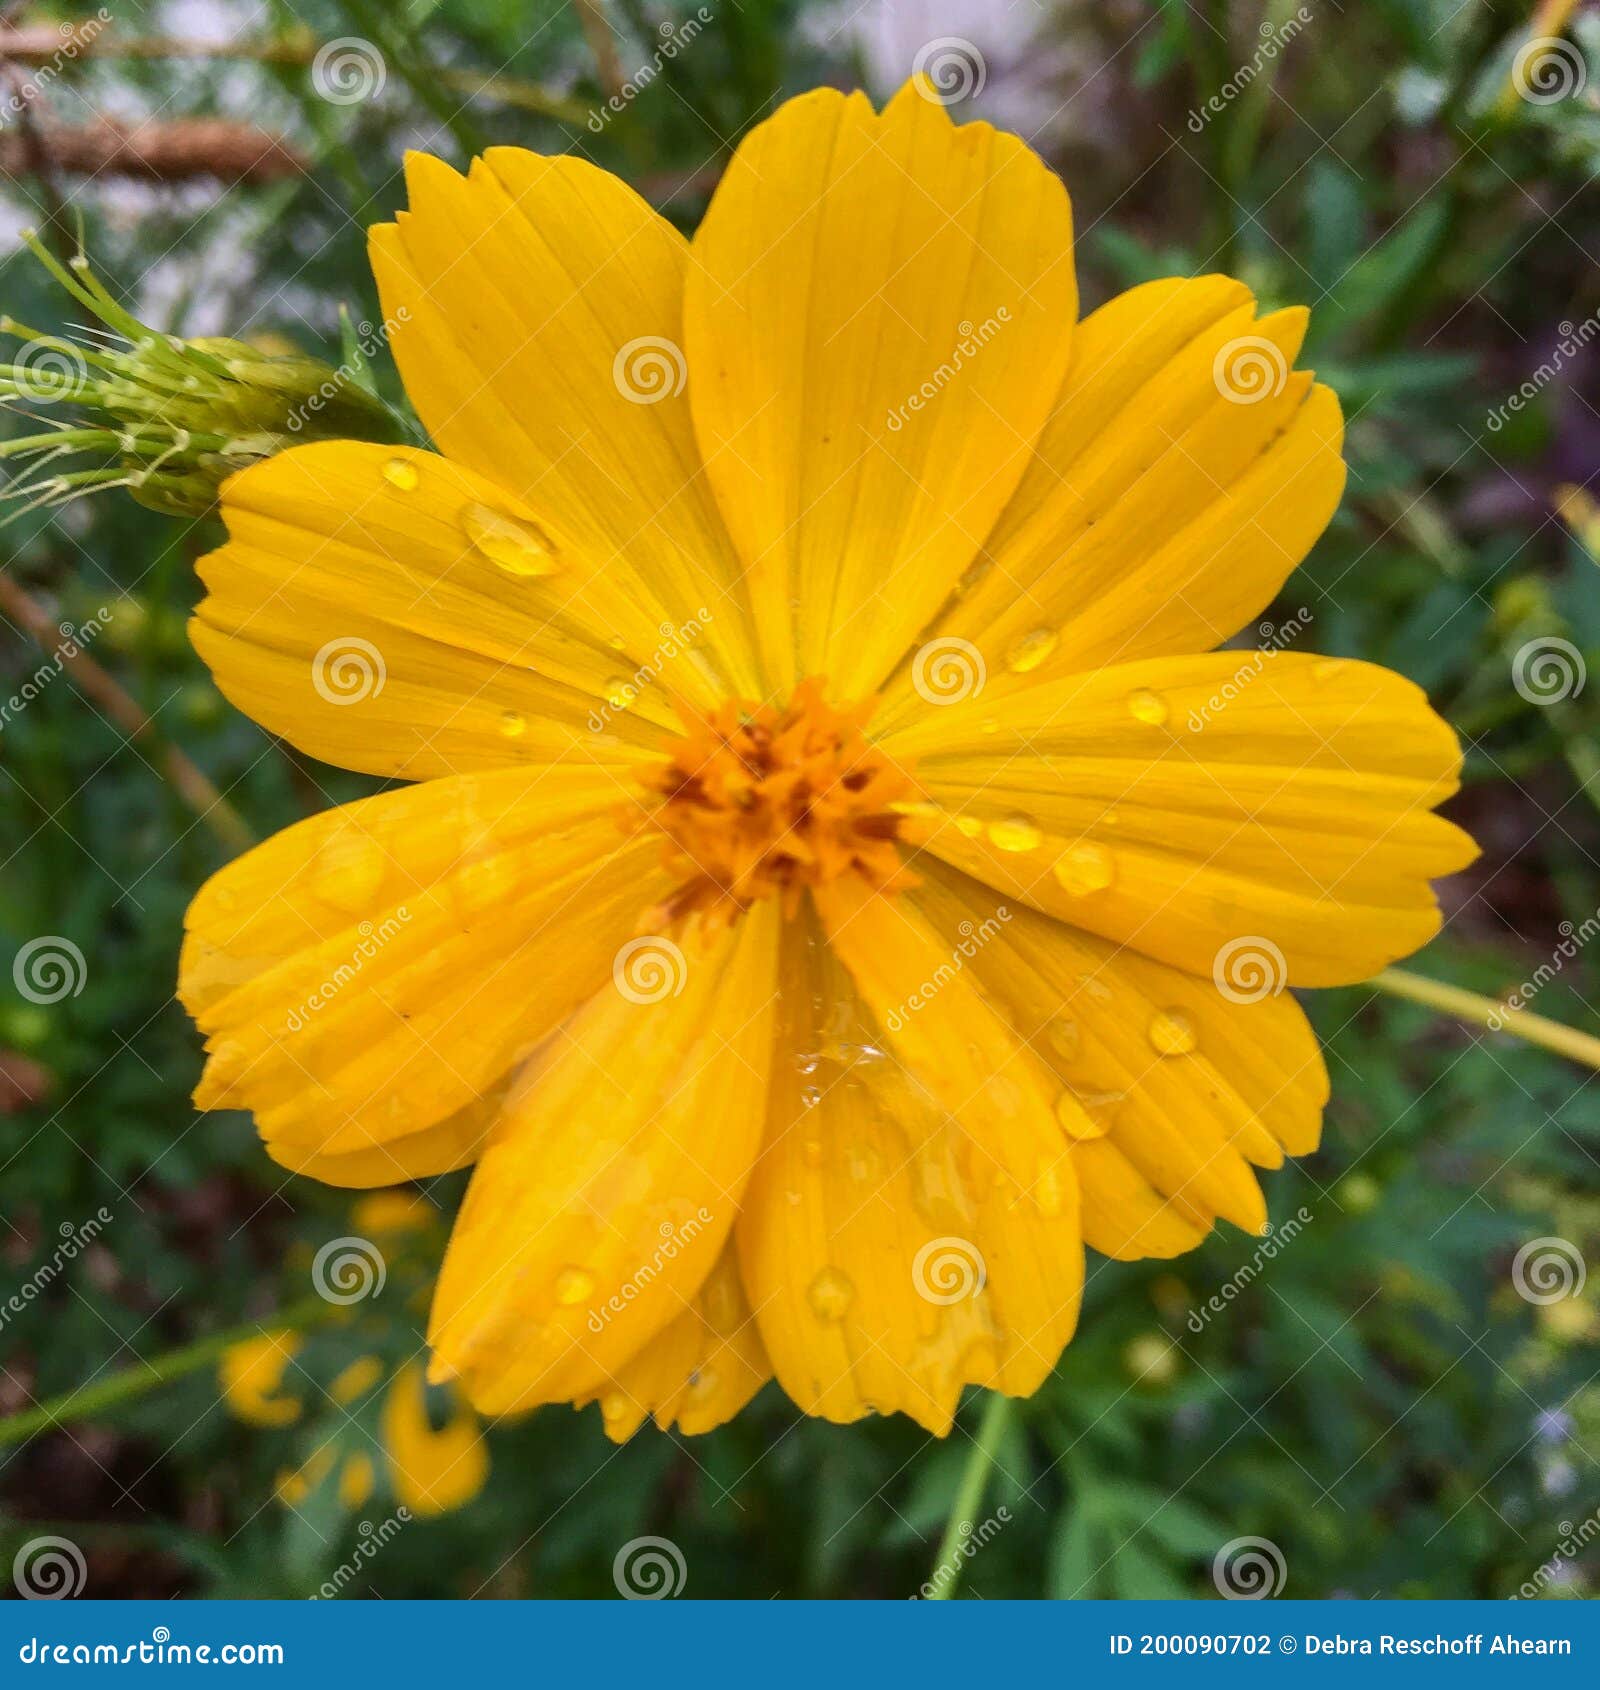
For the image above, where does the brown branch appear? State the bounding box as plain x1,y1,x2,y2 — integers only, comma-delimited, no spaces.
0,572,254,854
0,117,305,184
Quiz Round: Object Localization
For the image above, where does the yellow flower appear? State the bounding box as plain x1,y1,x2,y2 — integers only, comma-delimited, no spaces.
380,1362,489,1518
181,83,1475,1438
218,1331,303,1428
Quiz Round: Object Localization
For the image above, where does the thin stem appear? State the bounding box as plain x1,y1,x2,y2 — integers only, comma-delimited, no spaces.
926,1391,1013,1600
0,1296,338,1450
1370,967,1600,1071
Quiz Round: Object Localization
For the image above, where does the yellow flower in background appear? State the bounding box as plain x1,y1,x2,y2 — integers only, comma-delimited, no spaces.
182,82,1475,1438
217,1331,303,1428
381,1361,489,1518
222,1336,488,1518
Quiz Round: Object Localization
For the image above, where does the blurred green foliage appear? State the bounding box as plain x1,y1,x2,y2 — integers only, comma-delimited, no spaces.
1,0,1598,1600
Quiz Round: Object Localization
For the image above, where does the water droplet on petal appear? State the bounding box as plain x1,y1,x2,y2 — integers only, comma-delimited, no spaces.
601,1390,630,1422
979,716,1000,736
1148,1009,1197,1057
800,1084,822,1109
988,813,1042,853
1127,687,1168,726
807,1266,855,1323
1053,841,1114,895
554,1265,595,1306
462,502,559,577
954,814,984,840
498,708,527,739
1048,1015,1082,1064
1056,1088,1123,1140
605,675,635,711
382,457,419,492
1033,1159,1067,1217
1005,627,1057,674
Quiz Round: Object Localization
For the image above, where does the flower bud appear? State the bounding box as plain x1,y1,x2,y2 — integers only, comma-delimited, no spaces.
0,233,406,519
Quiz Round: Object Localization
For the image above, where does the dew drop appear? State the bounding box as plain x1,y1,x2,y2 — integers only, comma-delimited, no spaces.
605,675,636,711
1005,627,1057,674
498,709,527,739
1047,1015,1082,1064
979,716,1000,736
600,1390,630,1422
462,502,559,577
554,1265,595,1306
1127,687,1169,726
1053,841,1114,896
1055,1088,1123,1140
1033,1159,1067,1217
1148,1009,1197,1057
800,1084,822,1109
987,812,1042,853
954,814,984,840
382,457,419,493
807,1266,855,1323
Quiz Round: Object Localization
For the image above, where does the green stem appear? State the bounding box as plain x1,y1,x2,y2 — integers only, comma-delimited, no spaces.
1370,967,1600,1071
0,1296,337,1450
925,1391,1013,1600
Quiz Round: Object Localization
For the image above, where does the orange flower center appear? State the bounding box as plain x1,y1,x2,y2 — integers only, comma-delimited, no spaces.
634,678,919,928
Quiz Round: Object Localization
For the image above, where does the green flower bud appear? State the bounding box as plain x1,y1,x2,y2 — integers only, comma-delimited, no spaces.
0,233,408,519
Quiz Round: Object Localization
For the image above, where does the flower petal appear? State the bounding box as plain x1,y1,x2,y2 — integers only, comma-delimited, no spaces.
182,768,670,1182
738,917,1081,1433
575,1243,771,1441
427,904,780,1415
194,441,686,781
883,652,1476,984
877,276,1343,727
371,149,761,699
381,1362,489,1517
911,864,1328,1254
686,82,1077,697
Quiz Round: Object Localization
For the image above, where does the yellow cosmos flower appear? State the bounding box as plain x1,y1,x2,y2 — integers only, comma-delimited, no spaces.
181,82,1476,1438
217,1331,303,1428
